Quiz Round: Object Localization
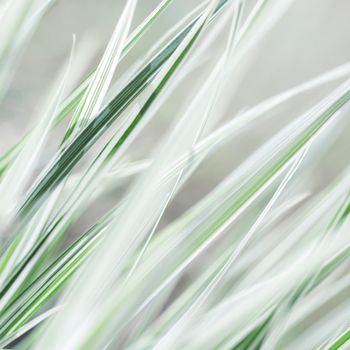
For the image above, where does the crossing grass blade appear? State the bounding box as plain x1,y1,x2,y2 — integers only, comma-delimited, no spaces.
1,1,350,349
1,58,348,344
17,0,232,217
0,0,176,177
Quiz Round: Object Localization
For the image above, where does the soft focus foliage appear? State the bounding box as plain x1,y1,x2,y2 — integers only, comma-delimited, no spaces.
0,0,350,349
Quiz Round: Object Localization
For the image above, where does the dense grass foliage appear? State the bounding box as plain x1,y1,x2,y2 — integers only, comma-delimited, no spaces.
0,0,349,349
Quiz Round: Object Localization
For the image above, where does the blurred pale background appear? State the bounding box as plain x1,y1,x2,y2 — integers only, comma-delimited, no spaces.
0,0,349,226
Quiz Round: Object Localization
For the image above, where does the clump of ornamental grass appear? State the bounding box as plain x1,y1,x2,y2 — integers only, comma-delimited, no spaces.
0,0,350,349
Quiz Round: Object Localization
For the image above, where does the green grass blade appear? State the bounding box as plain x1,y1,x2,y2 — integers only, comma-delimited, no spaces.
0,0,177,176
18,0,232,217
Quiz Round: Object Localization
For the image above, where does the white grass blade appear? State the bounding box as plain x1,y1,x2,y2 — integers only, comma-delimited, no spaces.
185,229,350,349
0,305,62,348
0,0,54,98
66,0,137,139
100,79,350,338
103,61,350,189
1,2,349,349
34,1,225,349
0,41,73,228
153,144,308,349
